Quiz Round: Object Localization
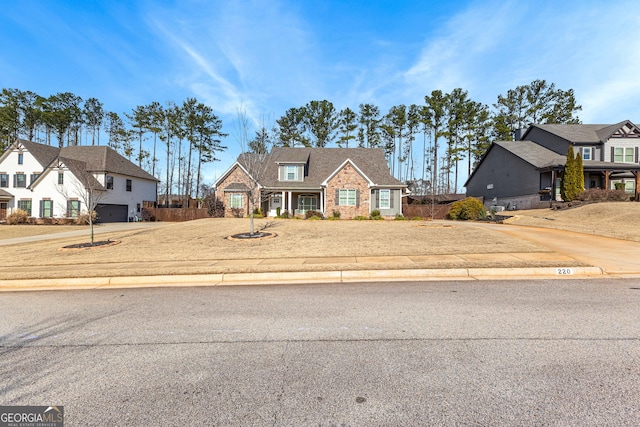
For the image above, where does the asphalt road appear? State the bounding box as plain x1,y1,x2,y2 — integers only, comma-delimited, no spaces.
2,279,639,426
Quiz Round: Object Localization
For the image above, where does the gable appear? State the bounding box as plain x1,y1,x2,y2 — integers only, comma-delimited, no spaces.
322,159,373,187
608,121,640,139
215,163,257,192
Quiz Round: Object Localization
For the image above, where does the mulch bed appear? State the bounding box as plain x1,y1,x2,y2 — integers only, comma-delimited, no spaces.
60,240,121,250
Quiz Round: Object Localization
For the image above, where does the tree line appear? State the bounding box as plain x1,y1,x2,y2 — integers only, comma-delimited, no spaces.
250,79,581,194
0,89,227,205
0,79,581,198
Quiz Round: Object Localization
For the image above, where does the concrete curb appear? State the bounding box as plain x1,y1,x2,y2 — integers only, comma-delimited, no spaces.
0,266,606,292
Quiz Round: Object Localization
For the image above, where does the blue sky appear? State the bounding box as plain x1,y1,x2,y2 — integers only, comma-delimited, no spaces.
2,0,639,189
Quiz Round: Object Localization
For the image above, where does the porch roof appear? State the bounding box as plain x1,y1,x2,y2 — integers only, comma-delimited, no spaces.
0,189,14,199
223,182,251,192
537,160,640,172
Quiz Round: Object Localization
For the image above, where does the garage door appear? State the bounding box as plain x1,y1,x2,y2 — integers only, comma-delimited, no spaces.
96,204,129,222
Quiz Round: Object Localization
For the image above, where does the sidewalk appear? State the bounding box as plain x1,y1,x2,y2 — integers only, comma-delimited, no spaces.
2,221,639,291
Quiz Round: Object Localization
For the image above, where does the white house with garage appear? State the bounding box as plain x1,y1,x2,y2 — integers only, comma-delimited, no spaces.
0,139,158,222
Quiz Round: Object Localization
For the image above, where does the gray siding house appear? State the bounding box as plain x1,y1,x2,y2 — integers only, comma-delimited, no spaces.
465,121,640,209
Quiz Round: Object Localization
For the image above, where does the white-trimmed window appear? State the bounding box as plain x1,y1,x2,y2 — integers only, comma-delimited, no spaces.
229,193,244,209
338,189,357,206
106,175,114,190
298,195,318,214
0,173,8,188
280,165,300,181
58,172,64,185
379,189,390,209
581,147,592,161
614,147,634,163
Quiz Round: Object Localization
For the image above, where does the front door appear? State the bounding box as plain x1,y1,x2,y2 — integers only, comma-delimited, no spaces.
0,202,6,220
269,195,282,217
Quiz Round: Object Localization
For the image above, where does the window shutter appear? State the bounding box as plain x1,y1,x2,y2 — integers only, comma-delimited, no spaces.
336,189,340,205
611,147,615,162
13,175,16,187
373,190,379,209
298,165,303,181
390,190,395,209
39,200,44,217
636,147,639,163
279,166,283,181
356,189,360,207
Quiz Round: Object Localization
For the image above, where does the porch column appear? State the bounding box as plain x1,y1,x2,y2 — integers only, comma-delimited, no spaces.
320,189,324,214
604,171,610,190
634,171,640,201
551,170,557,201
288,191,292,214
281,191,285,211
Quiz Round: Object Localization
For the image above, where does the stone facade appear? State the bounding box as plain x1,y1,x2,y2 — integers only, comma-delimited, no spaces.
325,163,370,218
215,165,258,218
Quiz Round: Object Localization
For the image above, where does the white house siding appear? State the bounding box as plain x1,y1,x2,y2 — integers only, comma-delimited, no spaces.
1,147,157,220
2,148,48,215
98,173,157,218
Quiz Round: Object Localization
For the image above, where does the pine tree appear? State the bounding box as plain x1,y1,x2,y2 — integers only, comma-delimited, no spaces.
561,145,583,201
575,151,584,197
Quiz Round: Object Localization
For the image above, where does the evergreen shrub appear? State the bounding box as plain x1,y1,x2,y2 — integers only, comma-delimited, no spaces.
448,197,486,220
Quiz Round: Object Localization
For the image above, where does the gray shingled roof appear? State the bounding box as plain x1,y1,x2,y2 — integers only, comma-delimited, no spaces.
18,139,59,166
60,146,157,181
223,182,250,191
14,140,157,182
58,156,105,190
524,121,631,143
238,147,404,189
494,140,566,168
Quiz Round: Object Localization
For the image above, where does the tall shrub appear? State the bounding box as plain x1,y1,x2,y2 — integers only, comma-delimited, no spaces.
561,145,582,201
575,151,584,193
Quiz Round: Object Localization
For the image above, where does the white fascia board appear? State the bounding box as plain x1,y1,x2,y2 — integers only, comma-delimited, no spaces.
320,159,374,187
213,161,258,188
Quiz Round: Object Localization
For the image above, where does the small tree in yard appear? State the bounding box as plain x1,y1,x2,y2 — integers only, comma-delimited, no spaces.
56,161,107,245
561,145,583,202
235,109,272,235
73,167,107,245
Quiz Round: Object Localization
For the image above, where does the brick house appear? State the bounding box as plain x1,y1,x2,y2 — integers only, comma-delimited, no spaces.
214,147,406,218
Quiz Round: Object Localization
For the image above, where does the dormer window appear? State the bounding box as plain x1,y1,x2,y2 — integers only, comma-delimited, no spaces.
285,165,298,180
279,164,303,182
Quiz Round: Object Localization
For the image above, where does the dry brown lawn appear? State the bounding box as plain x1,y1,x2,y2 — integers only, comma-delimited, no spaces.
0,224,81,239
2,202,637,279
505,202,640,242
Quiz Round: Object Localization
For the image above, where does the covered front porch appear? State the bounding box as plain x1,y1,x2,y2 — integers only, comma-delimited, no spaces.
0,190,14,221
540,163,640,201
263,190,326,217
